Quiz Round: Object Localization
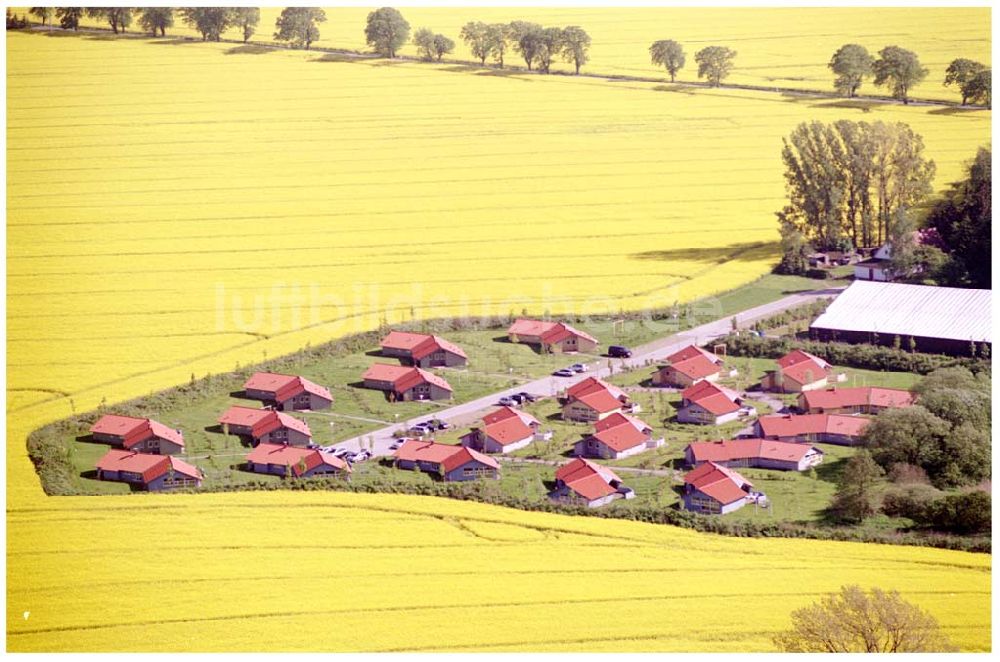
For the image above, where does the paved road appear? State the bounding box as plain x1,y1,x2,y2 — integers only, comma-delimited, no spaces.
334,287,843,457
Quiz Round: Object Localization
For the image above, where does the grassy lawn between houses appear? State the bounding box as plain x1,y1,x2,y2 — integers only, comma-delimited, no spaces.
40,272,872,503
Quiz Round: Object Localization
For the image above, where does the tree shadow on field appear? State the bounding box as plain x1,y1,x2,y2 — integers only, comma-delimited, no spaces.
653,84,699,96
808,98,883,113
225,44,273,55
631,241,780,265
928,105,989,116
146,37,198,46
311,52,380,65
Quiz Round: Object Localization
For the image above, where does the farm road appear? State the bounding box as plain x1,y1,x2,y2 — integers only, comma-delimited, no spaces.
334,286,844,458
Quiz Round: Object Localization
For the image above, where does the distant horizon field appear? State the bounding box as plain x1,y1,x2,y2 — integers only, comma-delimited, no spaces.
5,12,992,653
15,6,990,103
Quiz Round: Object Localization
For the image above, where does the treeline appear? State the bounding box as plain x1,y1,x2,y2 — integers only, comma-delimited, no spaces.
831,366,991,534
458,21,591,74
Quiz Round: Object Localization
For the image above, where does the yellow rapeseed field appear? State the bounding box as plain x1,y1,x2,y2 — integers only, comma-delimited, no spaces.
5,8,992,652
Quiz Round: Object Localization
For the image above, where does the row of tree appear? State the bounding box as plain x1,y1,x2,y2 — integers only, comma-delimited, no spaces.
459,21,591,74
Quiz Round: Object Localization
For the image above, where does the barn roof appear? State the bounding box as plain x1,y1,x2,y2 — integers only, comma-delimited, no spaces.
811,281,991,343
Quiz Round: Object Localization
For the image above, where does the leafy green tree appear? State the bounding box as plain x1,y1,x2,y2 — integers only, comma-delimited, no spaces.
963,68,991,108
928,490,991,534
925,147,991,288
830,450,884,523
432,33,454,61
774,585,957,652
508,20,543,70
914,366,988,396
944,58,987,105
862,406,950,473
694,46,736,86
86,8,133,34
412,27,436,61
936,424,991,488
459,21,490,65
535,26,564,74
274,7,325,50
181,7,229,41
649,39,685,82
919,388,991,430
138,7,172,37
230,7,260,43
55,7,83,30
560,26,590,74
365,7,409,58
873,45,928,104
828,43,874,97
485,22,510,68
29,7,54,25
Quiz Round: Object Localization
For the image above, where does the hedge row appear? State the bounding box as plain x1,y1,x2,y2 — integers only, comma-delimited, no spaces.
718,333,991,375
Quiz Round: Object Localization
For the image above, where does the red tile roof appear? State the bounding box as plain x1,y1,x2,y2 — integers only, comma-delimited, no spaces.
686,438,820,464
95,449,202,483
684,461,751,505
800,387,915,411
243,372,333,403
776,349,830,371
668,344,722,365
380,331,468,361
772,350,832,387
756,413,870,439
567,376,625,402
573,388,627,414
555,457,624,501
681,380,741,416
508,319,598,346
245,443,350,476
590,412,653,452
393,439,499,472
664,353,722,381
362,364,453,393
477,406,538,447
90,414,184,449
217,406,311,439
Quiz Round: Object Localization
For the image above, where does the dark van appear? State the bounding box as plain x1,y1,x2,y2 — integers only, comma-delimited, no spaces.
608,345,632,358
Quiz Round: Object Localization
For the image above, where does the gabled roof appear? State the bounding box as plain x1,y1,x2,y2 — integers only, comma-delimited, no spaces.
589,412,653,452
245,443,350,476
662,353,722,381
393,439,500,471
555,458,623,501
686,438,821,464
243,372,333,403
217,406,312,439
684,461,751,505
801,387,915,411
756,413,870,438
572,388,626,414
567,376,625,402
507,319,598,345
380,331,468,360
477,406,538,447
772,350,832,386
681,381,741,415
362,364,453,393
667,344,722,366
90,414,184,449
96,449,203,483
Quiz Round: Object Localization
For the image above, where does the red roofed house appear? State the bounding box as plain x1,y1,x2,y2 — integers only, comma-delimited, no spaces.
548,458,634,508
379,331,468,368
676,381,749,425
561,377,634,422
761,350,833,393
89,414,184,455
242,372,333,411
684,439,823,472
683,461,758,514
392,439,500,481
361,364,453,401
245,443,350,478
573,412,665,459
798,387,915,415
460,406,543,454
217,406,312,446
754,413,870,446
652,345,724,388
96,449,203,491
507,319,598,354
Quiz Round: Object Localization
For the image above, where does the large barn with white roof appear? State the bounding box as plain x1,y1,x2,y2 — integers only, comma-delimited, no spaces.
810,281,991,356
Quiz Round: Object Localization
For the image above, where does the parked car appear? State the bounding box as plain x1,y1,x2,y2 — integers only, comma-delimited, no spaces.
553,368,575,377
436,420,451,430
306,443,321,450
353,450,372,462
498,396,517,406
570,363,587,373
509,393,526,405
608,345,632,358
388,440,403,451
333,448,353,459
518,391,537,402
